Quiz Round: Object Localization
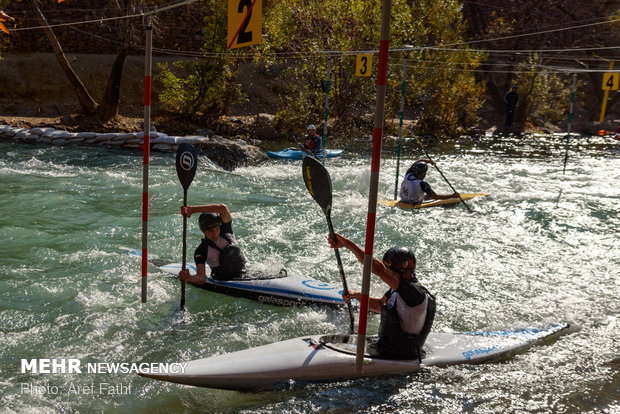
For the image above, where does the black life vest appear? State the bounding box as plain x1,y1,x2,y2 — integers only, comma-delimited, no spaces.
207,233,247,280
377,284,436,360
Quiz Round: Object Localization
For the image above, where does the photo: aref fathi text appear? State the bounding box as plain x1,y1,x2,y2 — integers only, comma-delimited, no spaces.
21,382,132,395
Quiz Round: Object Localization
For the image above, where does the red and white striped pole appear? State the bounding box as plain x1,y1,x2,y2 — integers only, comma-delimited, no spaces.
356,0,391,372
141,23,152,303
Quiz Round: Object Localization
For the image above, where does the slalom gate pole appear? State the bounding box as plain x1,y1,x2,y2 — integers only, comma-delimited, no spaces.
563,74,577,174
322,58,331,162
394,55,408,199
141,24,152,303
356,0,392,373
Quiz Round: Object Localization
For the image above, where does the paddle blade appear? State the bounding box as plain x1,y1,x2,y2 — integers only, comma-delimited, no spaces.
302,156,332,214
176,143,198,190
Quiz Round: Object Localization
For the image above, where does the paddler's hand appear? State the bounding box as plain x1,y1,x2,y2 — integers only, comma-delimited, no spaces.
451,192,460,198
327,233,344,249
342,291,360,303
181,206,193,217
178,269,190,282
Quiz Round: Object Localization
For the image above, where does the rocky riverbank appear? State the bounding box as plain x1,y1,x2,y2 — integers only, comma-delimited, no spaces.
0,124,268,171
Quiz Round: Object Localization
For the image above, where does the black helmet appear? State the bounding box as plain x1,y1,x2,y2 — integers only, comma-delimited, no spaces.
406,162,428,178
198,212,221,232
412,162,428,177
382,247,416,274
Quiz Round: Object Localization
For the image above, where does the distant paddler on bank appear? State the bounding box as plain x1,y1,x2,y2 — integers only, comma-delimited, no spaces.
299,124,322,156
267,123,343,160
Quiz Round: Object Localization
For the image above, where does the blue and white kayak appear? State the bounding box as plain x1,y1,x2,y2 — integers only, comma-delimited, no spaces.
266,148,343,160
126,249,344,307
139,323,569,392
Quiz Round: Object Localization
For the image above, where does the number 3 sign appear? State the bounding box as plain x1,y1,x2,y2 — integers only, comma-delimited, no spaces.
227,0,262,49
355,54,373,77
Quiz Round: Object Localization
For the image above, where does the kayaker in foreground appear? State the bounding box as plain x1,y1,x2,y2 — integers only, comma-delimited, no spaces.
178,203,247,283
399,160,459,204
328,233,436,359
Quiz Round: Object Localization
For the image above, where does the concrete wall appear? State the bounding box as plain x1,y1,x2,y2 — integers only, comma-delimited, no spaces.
3,0,206,54
0,53,178,109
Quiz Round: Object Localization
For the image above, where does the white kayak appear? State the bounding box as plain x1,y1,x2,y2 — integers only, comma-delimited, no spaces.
126,248,344,307
139,323,568,392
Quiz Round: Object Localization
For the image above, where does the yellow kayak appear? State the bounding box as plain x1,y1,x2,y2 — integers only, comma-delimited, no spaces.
379,193,489,209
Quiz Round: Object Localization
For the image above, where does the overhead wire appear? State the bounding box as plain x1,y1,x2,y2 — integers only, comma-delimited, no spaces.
4,0,618,74
8,0,200,32
436,16,620,48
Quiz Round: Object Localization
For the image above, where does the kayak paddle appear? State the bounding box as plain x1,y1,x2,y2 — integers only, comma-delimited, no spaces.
302,156,355,333
175,143,198,310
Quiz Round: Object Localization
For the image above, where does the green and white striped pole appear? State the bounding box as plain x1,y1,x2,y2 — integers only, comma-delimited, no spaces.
141,22,152,303
394,55,408,199
563,74,577,174
322,58,331,162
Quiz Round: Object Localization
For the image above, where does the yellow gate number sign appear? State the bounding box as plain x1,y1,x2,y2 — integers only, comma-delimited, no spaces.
355,54,373,77
227,0,262,50
602,73,619,91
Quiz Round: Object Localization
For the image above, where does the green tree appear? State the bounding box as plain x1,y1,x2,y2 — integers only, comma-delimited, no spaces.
512,55,571,127
260,0,484,136
10,0,147,120
463,0,620,126
157,0,246,123
260,0,384,133
403,0,485,134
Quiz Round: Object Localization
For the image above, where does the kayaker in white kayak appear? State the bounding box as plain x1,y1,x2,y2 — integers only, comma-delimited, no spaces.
299,124,322,155
178,203,247,283
328,233,436,359
399,160,459,204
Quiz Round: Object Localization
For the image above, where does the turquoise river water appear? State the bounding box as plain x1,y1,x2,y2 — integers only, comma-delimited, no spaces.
0,134,618,413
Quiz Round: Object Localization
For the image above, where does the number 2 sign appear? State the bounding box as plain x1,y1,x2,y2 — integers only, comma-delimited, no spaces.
227,0,262,49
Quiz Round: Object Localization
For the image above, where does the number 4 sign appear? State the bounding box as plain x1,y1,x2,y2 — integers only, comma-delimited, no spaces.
602,72,619,91
227,0,262,49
